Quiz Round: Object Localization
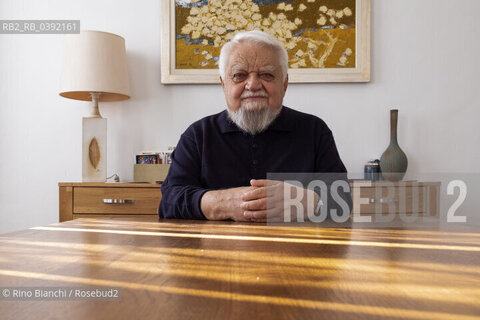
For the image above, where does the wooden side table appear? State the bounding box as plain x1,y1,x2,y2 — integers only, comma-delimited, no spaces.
59,182,162,222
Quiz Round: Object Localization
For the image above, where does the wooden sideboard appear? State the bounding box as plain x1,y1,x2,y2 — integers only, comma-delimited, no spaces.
59,181,440,222
59,182,162,222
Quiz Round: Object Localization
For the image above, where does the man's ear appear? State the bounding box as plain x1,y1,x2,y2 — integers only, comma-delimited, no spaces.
283,74,289,93
220,76,225,89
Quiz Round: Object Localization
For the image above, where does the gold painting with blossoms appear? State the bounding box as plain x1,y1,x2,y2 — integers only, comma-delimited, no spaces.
175,0,355,69
161,0,370,83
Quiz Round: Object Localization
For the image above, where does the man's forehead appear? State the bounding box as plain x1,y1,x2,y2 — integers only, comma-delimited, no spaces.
228,45,279,71
230,63,277,72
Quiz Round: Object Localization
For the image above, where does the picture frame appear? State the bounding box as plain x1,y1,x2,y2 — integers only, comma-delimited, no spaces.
161,0,370,84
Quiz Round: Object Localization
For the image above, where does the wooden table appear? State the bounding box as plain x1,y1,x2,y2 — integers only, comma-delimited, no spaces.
1,217,479,319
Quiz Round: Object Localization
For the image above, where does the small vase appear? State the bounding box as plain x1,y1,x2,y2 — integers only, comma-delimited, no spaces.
380,109,408,181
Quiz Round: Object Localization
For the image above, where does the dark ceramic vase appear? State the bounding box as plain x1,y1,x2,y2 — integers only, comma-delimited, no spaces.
380,109,408,181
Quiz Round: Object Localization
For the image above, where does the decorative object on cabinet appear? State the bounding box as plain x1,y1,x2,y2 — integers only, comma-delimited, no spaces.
60,30,130,182
364,159,381,181
380,109,408,181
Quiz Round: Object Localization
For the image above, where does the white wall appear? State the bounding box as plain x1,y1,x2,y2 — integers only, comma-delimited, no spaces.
1,0,479,234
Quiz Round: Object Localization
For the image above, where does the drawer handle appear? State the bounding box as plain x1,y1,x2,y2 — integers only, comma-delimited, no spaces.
369,198,399,204
102,199,135,204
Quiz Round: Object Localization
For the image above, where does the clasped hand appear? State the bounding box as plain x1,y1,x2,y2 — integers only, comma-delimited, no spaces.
201,179,319,222
241,179,319,222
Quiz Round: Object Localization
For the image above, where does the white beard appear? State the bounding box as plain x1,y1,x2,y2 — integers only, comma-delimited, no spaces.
227,101,282,135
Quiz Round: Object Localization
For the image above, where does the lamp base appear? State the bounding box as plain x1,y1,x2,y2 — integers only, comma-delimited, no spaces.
82,117,107,182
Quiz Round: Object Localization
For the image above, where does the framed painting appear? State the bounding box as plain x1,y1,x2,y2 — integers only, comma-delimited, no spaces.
161,0,370,84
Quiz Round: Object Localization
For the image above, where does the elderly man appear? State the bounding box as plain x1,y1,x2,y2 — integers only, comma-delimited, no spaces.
159,30,348,222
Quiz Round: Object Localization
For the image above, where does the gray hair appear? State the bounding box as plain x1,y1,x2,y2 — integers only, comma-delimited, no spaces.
218,30,288,81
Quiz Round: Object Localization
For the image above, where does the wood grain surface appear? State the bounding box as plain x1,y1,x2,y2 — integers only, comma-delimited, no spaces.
1,217,479,319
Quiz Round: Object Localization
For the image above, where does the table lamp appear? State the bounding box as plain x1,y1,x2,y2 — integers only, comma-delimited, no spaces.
60,30,130,182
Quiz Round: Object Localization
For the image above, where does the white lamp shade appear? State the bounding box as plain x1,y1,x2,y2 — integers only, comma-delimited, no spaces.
60,30,130,102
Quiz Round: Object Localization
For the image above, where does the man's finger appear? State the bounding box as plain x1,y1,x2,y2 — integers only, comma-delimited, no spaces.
243,210,267,220
250,179,268,187
242,187,266,201
241,198,267,211
251,179,285,197
250,179,283,187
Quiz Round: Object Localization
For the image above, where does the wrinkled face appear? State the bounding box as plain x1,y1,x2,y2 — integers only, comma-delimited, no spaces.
220,43,288,113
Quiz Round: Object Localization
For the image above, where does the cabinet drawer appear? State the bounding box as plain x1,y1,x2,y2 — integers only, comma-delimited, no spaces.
352,186,425,214
73,187,161,214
